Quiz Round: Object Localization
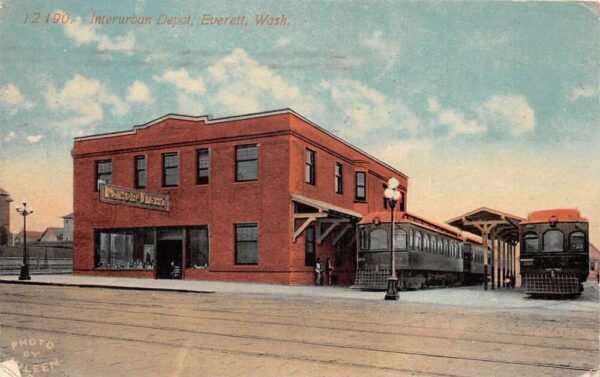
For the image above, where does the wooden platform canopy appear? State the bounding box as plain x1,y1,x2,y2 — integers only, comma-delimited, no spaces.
292,194,361,246
447,207,525,290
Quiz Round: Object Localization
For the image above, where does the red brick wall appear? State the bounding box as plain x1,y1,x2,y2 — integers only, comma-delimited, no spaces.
73,110,408,285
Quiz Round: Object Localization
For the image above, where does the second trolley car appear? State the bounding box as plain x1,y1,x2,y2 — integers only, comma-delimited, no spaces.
520,209,589,296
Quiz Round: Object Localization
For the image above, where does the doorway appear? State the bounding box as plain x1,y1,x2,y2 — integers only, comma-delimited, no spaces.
156,228,184,279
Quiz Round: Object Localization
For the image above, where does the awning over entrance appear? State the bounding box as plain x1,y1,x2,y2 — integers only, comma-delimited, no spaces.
292,194,361,245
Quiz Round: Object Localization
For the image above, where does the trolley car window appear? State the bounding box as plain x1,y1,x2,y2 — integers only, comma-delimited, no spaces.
443,240,449,256
394,229,407,250
569,231,585,251
523,232,538,253
543,230,563,252
409,230,414,249
423,235,430,252
359,229,368,249
415,231,422,250
369,228,388,250
437,239,443,254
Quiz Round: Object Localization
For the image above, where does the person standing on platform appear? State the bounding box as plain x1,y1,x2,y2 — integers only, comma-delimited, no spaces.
326,257,334,285
315,257,322,286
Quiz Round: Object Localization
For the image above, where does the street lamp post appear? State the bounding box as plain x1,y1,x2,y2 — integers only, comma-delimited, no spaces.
384,177,401,301
16,200,33,280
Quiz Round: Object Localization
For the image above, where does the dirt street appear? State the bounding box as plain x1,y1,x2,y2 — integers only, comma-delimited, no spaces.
0,283,598,376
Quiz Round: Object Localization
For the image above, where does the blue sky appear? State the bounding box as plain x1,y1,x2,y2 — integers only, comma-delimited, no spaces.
0,0,598,244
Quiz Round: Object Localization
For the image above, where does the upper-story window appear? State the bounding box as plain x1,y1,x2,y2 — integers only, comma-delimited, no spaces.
96,160,112,191
399,192,405,211
543,230,564,252
305,148,316,184
135,156,147,189
569,231,585,251
197,148,210,185
335,162,343,194
236,144,258,182
162,152,179,187
355,172,366,201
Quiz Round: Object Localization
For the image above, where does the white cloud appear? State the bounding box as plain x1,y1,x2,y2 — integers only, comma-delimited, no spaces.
59,9,135,55
320,78,422,139
320,79,392,137
204,48,323,116
568,85,599,101
26,135,43,143
4,131,16,142
427,97,441,113
437,109,487,136
44,74,129,134
275,37,292,48
479,95,535,136
0,84,35,116
360,30,399,72
427,95,535,137
126,81,154,103
153,69,205,94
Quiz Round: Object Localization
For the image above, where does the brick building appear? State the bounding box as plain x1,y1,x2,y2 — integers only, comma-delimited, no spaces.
72,109,408,285
0,187,12,245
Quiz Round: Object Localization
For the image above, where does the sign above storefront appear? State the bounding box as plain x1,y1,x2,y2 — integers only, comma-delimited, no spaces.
99,184,169,212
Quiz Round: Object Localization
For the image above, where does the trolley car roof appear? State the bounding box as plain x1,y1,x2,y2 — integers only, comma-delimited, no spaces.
522,208,586,225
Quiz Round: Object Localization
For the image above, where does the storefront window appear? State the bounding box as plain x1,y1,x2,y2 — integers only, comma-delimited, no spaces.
95,228,155,269
187,227,209,268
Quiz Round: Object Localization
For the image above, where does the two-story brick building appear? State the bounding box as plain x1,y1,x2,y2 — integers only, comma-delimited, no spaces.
72,109,408,285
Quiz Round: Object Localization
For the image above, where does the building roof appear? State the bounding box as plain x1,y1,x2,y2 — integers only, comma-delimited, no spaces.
446,207,525,244
74,108,408,179
16,230,44,239
62,213,74,219
0,187,12,201
39,227,64,240
292,194,362,219
522,209,586,224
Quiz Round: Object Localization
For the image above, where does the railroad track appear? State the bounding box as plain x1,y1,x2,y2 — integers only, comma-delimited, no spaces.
1,313,596,376
2,286,598,376
2,289,597,344
2,298,597,352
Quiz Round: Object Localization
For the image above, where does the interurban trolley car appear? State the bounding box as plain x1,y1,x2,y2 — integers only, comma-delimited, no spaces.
519,209,589,296
353,211,487,290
